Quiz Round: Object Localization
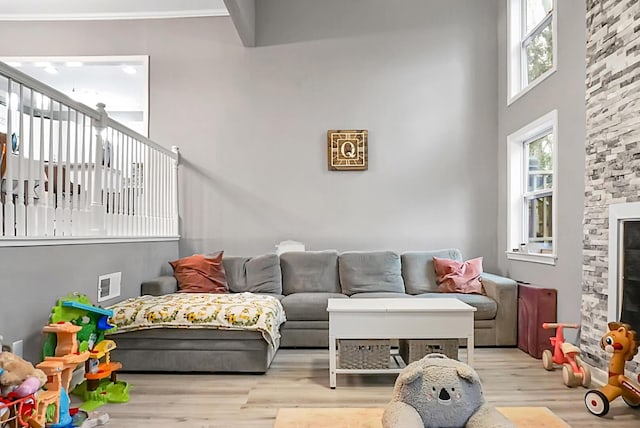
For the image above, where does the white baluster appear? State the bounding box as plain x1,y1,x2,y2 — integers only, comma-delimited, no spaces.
15,84,25,236
154,149,160,235
54,102,64,236
77,113,87,235
126,135,133,236
71,110,80,235
4,80,15,237
45,101,55,236
26,88,37,236
172,146,179,236
137,139,143,236
143,144,150,236
117,130,124,236
62,106,72,236
36,93,46,236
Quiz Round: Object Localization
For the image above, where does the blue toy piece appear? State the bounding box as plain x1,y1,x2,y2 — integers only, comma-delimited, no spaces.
48,387,74,428
61,301,115,331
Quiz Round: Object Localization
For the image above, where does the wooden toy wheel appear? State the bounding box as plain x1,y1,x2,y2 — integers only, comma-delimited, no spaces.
585,390,610,416
542,350,554,371
575,357,591,388
562,363,580,387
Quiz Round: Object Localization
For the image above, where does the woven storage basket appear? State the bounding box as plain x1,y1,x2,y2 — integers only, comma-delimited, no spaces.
399,339,459,364
338,339,390,369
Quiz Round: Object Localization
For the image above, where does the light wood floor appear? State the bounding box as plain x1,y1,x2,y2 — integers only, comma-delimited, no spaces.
92,348,640,427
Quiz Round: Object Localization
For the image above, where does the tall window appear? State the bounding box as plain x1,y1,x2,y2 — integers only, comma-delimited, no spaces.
507,110,557,264
508,0,556,102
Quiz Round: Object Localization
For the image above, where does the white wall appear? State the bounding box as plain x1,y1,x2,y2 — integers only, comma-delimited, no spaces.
497,0,587,336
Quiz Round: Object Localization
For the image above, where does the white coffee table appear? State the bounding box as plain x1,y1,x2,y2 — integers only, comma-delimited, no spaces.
327,298,476,388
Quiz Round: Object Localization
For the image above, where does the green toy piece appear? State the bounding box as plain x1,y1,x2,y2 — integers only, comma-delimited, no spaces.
72,378,130,411
43,293,117,358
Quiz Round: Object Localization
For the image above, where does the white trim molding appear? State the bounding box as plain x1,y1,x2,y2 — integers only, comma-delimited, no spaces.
607,202,640,323
0,236,180,247
506,110,558,265
0,9,229,21
507,0,558,105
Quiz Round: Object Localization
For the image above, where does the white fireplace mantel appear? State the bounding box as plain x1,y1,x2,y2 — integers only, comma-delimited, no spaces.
607,202,640,323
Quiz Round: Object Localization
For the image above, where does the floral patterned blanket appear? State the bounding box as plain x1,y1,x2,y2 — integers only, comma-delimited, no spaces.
107,292,286,348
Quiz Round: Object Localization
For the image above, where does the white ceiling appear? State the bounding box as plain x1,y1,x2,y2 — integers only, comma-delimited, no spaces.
1,56,150,135
0,0,228,20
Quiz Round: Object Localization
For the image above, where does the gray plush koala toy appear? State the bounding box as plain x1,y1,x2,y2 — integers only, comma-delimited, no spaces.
382,354,515,428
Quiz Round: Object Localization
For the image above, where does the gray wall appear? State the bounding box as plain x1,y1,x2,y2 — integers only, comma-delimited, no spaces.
496,0,587,338
0,1,503,363
0,241,177,362
1,0,501,268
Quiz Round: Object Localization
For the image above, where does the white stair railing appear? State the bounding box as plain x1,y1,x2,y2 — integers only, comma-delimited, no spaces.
0,62,179,243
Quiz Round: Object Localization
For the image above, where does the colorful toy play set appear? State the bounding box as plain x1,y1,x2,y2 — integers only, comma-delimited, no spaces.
0,293,129,427
584,321,640,416
541,322,591,388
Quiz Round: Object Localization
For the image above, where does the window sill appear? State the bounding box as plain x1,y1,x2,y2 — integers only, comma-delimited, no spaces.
507,65,557,106
505,251,556,265
0,236,179,247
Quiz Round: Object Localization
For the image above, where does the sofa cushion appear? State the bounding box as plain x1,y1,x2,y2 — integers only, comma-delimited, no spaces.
415,293,498,320
401,249,463,294
339,251,405,296
223,254,282,294
350,292,414,298
280,251,340,295
280,293,347,321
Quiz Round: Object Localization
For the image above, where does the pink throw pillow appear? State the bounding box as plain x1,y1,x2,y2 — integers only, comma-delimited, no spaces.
432,256,484,294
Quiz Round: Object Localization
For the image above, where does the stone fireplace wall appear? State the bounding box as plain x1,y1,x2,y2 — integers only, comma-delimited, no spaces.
582,0,640,372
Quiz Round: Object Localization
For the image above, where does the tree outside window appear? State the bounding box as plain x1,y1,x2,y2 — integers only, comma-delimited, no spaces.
522,0,554,86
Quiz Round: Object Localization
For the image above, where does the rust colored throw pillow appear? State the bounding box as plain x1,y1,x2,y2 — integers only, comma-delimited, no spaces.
169,251,229,293
432,256,484,294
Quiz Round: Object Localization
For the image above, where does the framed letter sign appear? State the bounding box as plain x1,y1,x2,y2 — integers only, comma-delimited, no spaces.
327,130,368,171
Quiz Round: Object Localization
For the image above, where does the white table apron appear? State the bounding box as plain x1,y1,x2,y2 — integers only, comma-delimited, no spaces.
327,298,476,389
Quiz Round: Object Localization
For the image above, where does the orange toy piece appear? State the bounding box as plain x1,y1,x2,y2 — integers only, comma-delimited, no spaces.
34,360,64,426
541,322,591,388
41,322,90,392
584,322,640,416
84,340,122,391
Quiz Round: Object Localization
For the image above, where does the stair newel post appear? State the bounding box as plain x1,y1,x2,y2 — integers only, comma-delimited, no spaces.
89,102,108,235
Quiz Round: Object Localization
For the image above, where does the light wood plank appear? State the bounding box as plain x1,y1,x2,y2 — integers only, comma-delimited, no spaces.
87,348,640,427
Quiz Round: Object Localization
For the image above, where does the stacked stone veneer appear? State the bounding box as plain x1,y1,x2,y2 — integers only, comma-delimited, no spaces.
582,0,640,373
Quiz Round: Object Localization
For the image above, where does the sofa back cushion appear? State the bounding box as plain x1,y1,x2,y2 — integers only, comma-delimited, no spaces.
401,249,463,294
223,253,282,294
339,251,405,296
280,251,341,295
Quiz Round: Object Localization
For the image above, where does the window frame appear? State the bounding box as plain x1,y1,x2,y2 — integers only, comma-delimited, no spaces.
506,110,558,265
507,0,557,105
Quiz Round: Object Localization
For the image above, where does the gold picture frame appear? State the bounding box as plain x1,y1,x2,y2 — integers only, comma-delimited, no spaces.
327,130,368,171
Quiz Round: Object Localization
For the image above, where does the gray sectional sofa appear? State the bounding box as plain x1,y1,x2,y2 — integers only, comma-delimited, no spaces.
110,249,517,373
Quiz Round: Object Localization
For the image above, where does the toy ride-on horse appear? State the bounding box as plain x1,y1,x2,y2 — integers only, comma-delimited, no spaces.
541,322,591,387
584,322,640,416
